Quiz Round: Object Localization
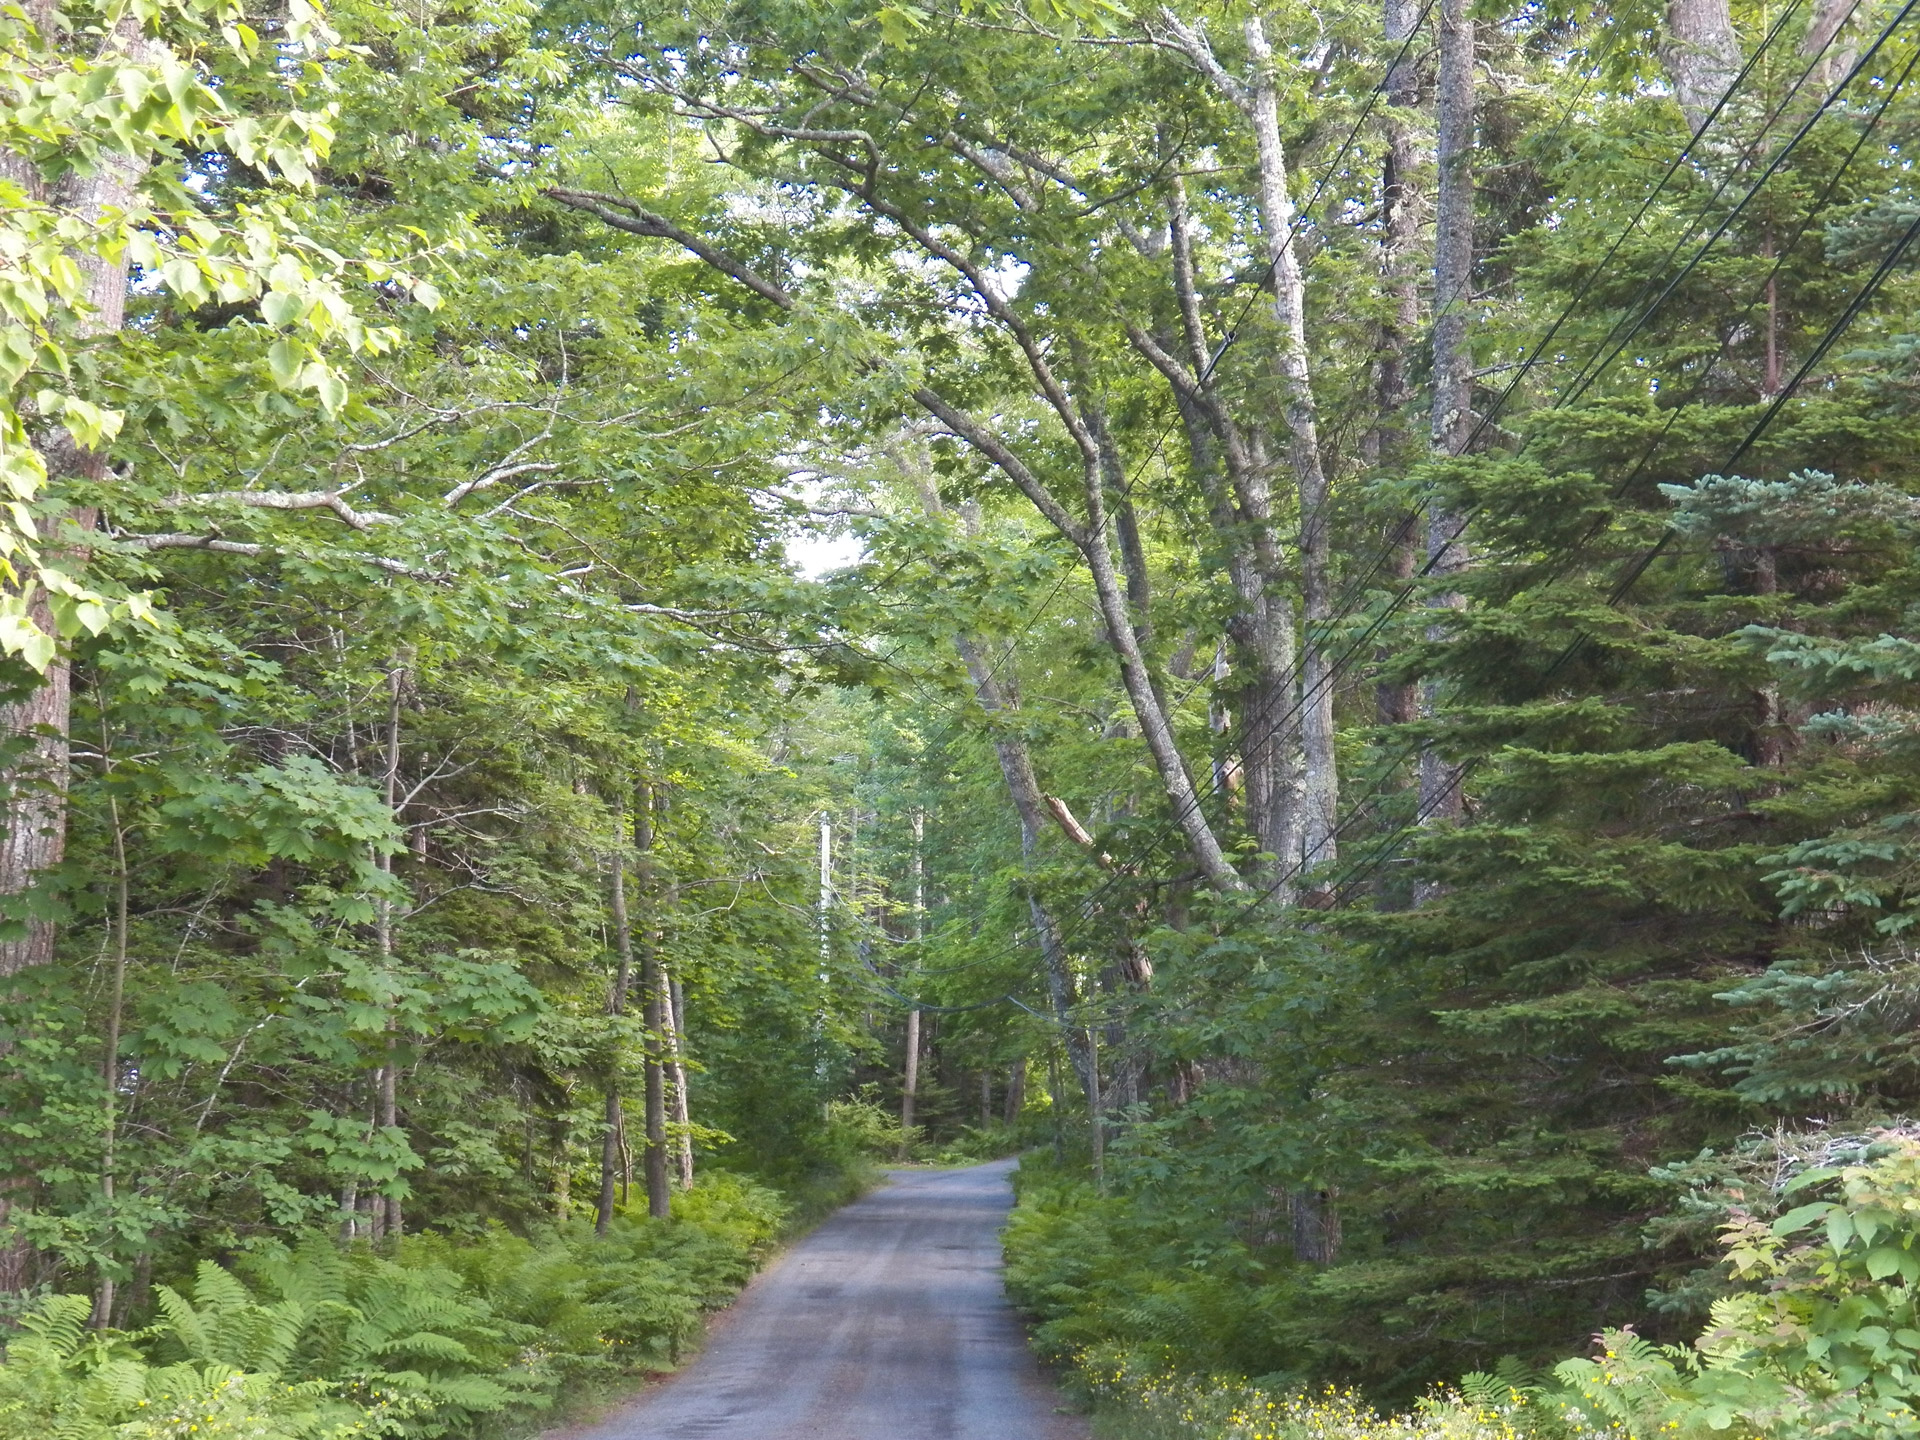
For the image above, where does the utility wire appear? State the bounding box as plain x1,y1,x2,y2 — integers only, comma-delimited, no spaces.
1110,0,1916,891
874,0,1909,1008
1272,193,1920,922
876,8,1826,992
874,4,1442,984
1014,0,1836,905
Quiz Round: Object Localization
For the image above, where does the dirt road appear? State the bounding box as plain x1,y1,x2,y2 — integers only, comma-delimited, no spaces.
570,1159,1089,1440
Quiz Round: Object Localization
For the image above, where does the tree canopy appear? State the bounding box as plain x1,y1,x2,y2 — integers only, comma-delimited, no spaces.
4,0,1920,1430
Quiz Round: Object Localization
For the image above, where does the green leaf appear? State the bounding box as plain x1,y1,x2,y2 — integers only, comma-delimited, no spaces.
303,362,347,415
260,290,303,327
1868,1247,1906,1280
267,337,303,388
1774,1202,1833,1235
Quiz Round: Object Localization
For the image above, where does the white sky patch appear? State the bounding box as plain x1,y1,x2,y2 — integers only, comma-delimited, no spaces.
788,529,866,578
783,470,869,578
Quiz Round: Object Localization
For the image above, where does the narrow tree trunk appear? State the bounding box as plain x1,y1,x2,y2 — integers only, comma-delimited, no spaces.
1078,479,1243,892
978,1071,992,1127
368,1092,387,1243
375,661,405,1243
1419,0,1475,843
596,844,634,1236
1762,231,1782,399
1375,0,1424,738
1004,1058,1027,1124
635,787,670,1220
908,475,1094,1097
1752,548,1787,769
1163,183,1301,899
552,1113,572,1220
1087,1026,1105,1194
898,809,924,1160
1048,1048,1065,1164
1290,1186,1343,1264
91,799,130,1327
1804,0,1859,87
1238,434,1307,889
663,966,694,1188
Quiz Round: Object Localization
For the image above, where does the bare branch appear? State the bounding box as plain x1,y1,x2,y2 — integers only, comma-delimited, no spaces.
124,533,438,580
544,187,799,311
444,460,560,508
1150,10,1250,110
1044,793,1115,868
1124,323,1207,405
174,490,400,530
910,388,1086,545
944,133,1040,212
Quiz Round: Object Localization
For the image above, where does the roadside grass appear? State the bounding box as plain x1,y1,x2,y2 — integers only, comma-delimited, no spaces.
1080,1361,1587,1440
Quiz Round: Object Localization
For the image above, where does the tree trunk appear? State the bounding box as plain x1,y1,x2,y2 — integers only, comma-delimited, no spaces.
376,661,405,1244
1420,0,1475,843
92,802,129,1326
1004,1058,1027,1124
899,809,924,1159
1662,0,1742,130
1804,0,1859,87
1047,1047,1066,1163
1087,1026,1105,1194
1375,0,1424,737
633,786,670,1220
908,475,1095,1099
911,390,1244,895
1289,1186,1343,1264
1245,17,1339,881
596,843,634,1236
1164,185,1302,898
666,970,693,1188
1078,469,1243,893
0,12,157,991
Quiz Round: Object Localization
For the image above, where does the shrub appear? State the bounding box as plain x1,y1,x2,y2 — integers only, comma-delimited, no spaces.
0,1293,375,1440
1030,1140,1920,1439
1081,1354,1586,1440
0,1171,799,1438
1555,1136,1920,1438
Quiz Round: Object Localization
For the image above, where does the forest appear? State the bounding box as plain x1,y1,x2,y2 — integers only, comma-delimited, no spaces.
4,0,1920,1432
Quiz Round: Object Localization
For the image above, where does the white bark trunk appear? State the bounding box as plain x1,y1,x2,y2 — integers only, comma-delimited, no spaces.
1244,18,1338,879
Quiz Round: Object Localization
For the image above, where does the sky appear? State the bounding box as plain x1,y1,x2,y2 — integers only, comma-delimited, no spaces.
788,529,866,578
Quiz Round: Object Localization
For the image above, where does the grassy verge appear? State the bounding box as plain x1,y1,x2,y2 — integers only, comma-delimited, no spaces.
1078,1357,1584,1440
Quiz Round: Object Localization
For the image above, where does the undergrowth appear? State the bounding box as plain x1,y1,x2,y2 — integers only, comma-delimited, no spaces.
1083,1362,1588,1440
0,1172,792,1440
1013,1136,1920,1440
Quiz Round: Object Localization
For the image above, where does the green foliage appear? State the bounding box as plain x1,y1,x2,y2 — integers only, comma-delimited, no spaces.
1032,1141,1920,1439
11,0,1920,1423
0,1173,791,1437
1555,1139,1920,1439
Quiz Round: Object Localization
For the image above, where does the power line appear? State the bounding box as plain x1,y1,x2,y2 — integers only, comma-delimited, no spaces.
1273,189,1920,922
879,8,1824,993
1138,0,1917,888
875,0,1912,1009
872,4,1444,987
1028,0,1838,902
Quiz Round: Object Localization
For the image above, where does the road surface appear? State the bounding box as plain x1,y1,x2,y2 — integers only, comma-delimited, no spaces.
569,1159,1089,1440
